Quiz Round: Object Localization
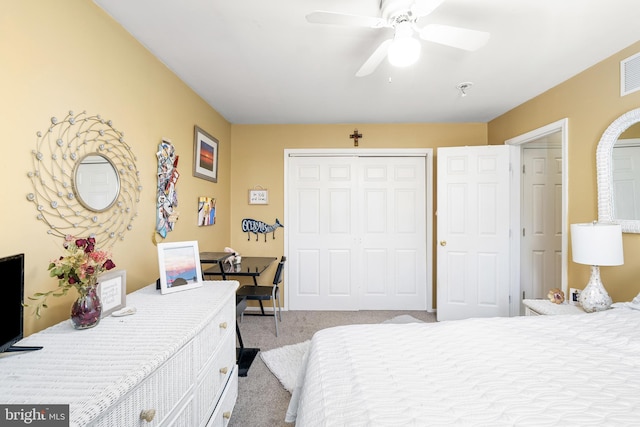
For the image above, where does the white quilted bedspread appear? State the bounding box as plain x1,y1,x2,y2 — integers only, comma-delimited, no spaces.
287,308,640,426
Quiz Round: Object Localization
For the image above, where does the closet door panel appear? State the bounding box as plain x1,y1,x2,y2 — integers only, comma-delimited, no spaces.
287,153,429,311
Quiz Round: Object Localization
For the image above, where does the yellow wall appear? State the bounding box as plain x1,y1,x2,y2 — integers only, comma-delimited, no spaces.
228,123,488,303
488,41,640,303
2,0,232,335
5,0,639,336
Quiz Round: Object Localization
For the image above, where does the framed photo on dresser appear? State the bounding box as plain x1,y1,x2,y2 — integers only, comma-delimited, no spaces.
157,240,203,294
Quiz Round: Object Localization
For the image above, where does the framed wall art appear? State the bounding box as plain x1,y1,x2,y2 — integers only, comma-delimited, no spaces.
198,196,216,226
157,240,203,294
193,126,218,183
248,188,269,205
98,269,126,317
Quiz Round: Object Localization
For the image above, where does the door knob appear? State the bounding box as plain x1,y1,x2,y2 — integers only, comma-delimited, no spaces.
439,241,447,246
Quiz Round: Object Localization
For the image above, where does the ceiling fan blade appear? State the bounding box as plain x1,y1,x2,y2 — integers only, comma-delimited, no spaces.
306,11,386,28
355,39,392,77
411,0,446,17
418,24,490,51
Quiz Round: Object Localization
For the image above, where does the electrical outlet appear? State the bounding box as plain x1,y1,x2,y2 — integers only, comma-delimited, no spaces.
569,288,581,305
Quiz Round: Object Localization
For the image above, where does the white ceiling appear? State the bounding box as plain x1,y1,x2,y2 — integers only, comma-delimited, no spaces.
93,0,640,125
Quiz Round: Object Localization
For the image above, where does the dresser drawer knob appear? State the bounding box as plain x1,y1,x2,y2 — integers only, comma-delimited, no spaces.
140,409,156,422
219,366,229,374
219,321,228,329
223,411,232,419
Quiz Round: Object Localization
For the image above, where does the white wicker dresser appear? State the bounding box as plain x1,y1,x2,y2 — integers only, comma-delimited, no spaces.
0,280,239,427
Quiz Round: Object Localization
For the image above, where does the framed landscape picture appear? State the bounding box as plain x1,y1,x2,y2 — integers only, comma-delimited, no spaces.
193,125,218,183
157,240,203,294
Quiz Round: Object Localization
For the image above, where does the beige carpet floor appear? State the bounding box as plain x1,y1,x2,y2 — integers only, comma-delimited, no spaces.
228,309,436,427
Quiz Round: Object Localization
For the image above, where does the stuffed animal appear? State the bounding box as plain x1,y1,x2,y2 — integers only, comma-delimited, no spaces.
223,247,240,265
547,288,565,304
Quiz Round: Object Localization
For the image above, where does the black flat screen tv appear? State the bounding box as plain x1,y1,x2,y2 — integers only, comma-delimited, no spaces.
0,253,41,353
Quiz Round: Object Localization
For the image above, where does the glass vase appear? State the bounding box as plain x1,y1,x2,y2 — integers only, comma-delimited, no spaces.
70,281,102,330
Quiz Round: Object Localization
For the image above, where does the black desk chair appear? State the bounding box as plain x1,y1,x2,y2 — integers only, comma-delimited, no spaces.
236,256,285,336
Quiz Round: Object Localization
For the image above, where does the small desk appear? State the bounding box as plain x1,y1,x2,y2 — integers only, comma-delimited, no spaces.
203,256,277,285
204,256,277,376
199,251,234,265
235,295,258,377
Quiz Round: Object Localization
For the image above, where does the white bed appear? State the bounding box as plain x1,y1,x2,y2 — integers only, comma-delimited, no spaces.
286,305,640,426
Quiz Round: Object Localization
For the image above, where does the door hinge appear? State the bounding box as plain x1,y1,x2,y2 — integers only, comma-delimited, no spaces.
522,164,526,174
522,228,525,237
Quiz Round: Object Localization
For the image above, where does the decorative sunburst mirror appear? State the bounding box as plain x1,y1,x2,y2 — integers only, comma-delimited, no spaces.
26,110,142,247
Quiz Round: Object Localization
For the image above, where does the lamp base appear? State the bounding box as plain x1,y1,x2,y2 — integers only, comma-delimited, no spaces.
578,266,612,313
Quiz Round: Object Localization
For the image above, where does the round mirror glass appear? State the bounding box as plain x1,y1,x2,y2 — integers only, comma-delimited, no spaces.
73,153,120,212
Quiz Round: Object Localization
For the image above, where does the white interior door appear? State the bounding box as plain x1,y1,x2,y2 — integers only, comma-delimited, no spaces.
506,119,569,315
521,147,563,300
286,150,431,311
436,146,514,321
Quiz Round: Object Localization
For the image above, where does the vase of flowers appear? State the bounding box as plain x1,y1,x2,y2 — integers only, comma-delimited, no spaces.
27,236,115,329
70,276,102,329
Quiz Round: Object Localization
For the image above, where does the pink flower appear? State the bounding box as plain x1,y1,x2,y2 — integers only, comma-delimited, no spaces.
46,235,115,291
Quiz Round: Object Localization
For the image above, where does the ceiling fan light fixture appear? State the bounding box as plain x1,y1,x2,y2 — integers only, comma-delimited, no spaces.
388,35,421,67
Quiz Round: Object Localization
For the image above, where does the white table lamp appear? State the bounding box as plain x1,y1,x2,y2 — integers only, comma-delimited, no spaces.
570,222,624,312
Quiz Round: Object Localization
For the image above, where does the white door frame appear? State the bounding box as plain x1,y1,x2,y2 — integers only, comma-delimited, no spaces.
505,118,569,315
283,148,434,312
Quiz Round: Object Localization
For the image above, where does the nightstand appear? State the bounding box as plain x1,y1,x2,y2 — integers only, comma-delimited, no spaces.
522,299,585,316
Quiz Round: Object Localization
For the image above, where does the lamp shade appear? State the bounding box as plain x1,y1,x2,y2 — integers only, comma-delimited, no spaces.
570,222,624,266
387,20,421,68
388,36,421,67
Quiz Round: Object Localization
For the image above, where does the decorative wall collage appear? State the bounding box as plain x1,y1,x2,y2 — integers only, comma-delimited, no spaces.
156,139,179,238
153,125,282,240
155,126,220,238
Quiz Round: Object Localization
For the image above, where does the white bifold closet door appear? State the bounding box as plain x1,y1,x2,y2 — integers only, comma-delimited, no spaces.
286,153,429,311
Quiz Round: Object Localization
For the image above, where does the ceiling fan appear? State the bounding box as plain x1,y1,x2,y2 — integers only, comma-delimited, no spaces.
306,0,490,77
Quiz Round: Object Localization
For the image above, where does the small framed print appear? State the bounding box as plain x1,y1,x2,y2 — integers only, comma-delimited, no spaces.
98,270,126,317
249,189,269,205
193,125,219,183
157,240,203,294
198,196,216,226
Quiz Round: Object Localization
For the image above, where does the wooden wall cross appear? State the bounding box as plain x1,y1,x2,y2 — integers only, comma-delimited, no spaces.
350,129,362,147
